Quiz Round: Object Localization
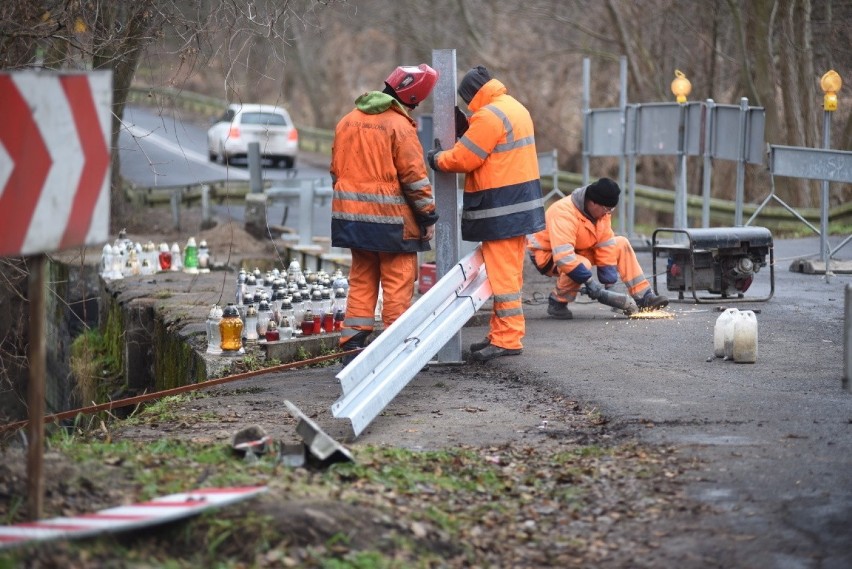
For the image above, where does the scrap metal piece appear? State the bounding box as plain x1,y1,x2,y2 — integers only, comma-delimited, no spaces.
283,400,353,467
231,425,272,456
277,442,306,469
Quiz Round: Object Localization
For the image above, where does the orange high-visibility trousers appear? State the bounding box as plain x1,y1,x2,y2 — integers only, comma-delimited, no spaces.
481,236,526,350
339,249,417,346
551,236,651,303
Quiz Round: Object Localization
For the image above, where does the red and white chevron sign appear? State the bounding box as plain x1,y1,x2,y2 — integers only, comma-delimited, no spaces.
0,70,112,258
0,486,267,549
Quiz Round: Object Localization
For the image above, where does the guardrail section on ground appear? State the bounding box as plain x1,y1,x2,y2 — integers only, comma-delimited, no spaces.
332,246,491,437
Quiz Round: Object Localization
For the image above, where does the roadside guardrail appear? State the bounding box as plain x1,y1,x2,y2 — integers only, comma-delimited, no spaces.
125,85,852,235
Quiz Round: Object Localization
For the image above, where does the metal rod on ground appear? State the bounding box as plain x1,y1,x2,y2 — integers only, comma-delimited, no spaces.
248,142,262,194
0,348,362,435
26,253,46,520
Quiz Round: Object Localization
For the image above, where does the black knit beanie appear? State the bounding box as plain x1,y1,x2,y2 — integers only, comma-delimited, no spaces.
585,178,621,208
458,66,491,104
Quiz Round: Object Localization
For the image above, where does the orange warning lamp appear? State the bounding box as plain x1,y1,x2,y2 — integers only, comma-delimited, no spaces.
671,70,692,104
820,70,842,112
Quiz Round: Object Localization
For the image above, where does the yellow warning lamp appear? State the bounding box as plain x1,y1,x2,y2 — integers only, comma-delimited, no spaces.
820,70,842,112
671,70,692,104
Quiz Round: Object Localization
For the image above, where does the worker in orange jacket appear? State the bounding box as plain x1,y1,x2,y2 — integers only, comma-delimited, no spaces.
331,64,439,364
428,66,546,361
526,178,668,319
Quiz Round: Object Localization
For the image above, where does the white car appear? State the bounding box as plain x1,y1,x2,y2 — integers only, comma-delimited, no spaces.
207,104,298,168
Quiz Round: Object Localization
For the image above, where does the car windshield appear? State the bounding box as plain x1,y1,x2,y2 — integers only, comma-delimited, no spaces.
240,112,288,126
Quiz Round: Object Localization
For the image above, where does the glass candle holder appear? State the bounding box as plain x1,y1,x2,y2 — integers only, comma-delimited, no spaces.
219,304,244,352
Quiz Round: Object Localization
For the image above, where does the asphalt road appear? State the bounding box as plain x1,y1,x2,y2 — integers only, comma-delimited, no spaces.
118,106,331,234
478,236,852,568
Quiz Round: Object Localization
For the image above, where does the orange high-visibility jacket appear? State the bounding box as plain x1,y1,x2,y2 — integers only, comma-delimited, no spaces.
434,79,545,242
331,92,438,253
526,187,619,284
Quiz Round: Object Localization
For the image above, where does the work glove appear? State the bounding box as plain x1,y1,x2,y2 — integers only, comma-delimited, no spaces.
427,139,442,171
455,106,469,139
583,279,604,300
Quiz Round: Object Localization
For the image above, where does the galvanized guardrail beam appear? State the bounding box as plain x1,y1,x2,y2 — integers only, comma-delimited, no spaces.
332,246,491,437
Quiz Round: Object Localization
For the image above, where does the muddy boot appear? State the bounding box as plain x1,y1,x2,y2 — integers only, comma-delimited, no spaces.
636,289,669,310
469,337,491,352
340,331,371,366
547,296,573,320
471,344,523,362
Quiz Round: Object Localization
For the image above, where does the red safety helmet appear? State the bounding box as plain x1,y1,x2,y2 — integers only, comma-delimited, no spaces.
384,64,438,107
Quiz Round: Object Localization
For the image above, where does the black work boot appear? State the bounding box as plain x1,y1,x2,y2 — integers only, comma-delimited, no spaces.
469,337,491,352
636,289,669,310
547,296,573,320
471,343,523,362
340,331,371,366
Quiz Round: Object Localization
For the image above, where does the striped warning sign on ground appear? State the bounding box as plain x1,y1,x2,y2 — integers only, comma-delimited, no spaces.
0,486,267,549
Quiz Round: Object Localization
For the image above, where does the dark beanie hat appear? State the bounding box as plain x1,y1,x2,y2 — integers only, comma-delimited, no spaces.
585,178,621,208
458,66,491,104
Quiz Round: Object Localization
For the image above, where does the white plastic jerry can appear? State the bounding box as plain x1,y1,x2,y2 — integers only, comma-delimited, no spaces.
714,308,740,358
732,310,758,364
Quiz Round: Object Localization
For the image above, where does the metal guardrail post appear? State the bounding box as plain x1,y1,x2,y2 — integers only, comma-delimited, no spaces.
673,103,688,230
617,56,628,236
201,184,212,228
627,105,638,237
582,58,591,186
248,142,262,193
820,106,833,265
701,100,715,228
433,48,462,363
734,97,749,226
298,181,315,248
845,284,851,391
539,150,563,203
170,191,180,230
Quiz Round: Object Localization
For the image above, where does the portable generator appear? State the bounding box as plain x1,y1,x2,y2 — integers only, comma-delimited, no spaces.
651,227,775,303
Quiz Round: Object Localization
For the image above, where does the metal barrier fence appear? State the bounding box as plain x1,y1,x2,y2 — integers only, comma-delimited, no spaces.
126,85,852,237
581,56,851,258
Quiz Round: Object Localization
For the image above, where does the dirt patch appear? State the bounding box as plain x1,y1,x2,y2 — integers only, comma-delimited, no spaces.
0,352,704,567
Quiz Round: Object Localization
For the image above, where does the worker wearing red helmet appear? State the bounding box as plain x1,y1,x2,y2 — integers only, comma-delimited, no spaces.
428,66,546,361
331,64,439,364
526,178,669,319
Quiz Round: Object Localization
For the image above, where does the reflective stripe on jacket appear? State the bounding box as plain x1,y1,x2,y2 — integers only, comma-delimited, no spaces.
526,186,618,283
435,79,545,242
331,91,438,253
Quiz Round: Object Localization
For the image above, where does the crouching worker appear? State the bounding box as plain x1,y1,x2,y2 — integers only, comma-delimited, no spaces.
526,177,668,319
